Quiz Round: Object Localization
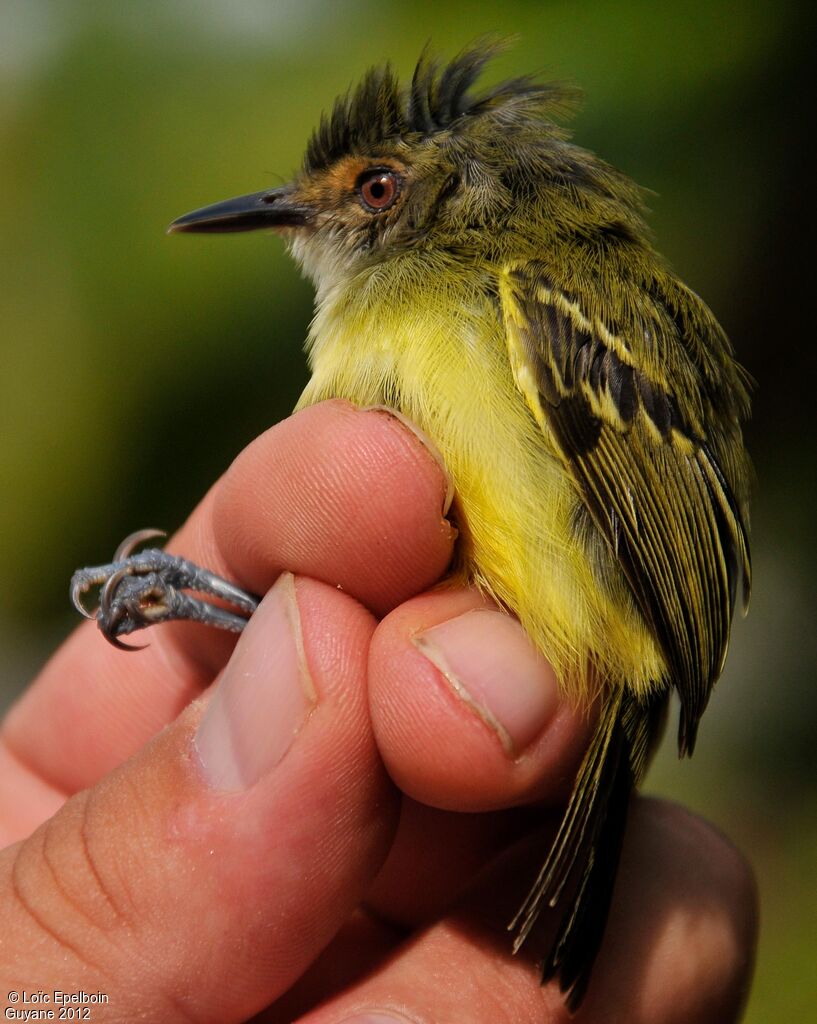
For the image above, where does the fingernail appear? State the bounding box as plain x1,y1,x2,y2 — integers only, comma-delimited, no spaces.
363,405,455,515
195,573,316,790
414,609,559,754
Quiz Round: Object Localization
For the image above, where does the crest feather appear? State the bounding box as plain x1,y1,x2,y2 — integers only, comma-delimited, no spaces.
304,39,578,173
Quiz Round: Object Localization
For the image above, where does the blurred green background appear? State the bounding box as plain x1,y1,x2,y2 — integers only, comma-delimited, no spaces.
0,1,813,1019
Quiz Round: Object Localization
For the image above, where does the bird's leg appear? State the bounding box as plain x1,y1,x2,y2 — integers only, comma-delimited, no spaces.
70,529,260,650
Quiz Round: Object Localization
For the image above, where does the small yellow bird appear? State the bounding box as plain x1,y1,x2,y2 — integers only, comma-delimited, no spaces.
72,40,752,1008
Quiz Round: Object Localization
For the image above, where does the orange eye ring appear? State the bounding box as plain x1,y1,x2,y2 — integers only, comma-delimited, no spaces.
357,168,401,212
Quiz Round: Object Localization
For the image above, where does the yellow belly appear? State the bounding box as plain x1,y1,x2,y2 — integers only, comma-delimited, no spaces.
297,281,664,702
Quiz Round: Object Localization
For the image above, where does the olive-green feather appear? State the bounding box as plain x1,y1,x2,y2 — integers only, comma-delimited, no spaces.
499,256,750,1005
501,260,751,753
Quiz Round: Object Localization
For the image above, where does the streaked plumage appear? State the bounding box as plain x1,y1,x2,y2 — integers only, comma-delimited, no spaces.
169,40,752,1009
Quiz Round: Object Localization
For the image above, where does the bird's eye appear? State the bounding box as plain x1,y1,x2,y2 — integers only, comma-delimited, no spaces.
357,169,401,212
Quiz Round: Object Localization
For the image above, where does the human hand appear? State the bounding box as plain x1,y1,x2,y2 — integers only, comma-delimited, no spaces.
0,402,756,1023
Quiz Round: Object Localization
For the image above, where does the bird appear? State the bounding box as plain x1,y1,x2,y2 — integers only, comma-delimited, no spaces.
71,39,752,1009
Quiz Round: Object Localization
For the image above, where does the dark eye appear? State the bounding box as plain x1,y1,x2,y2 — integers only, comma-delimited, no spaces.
357,169,401,212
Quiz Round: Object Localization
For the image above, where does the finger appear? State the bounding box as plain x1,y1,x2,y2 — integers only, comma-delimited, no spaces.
209,401,454,613
364,798,546,929
0,577,400,1024
293,799,758,1024
368,586,595,813
364,587,597,927
254,910,406,1024
1,402,453,817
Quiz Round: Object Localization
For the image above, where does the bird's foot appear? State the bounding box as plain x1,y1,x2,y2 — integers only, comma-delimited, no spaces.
70,529,260,650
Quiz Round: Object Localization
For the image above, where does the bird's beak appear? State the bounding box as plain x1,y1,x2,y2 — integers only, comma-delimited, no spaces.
167,186,313,234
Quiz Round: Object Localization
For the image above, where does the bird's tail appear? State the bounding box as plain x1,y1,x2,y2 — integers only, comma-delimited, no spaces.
509,688,666,1011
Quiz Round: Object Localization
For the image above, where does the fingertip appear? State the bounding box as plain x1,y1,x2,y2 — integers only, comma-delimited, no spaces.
414,608,561,754
369,588,594,812
213,401,456,613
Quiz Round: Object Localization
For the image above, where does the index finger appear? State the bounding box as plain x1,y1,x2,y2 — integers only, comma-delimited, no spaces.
1,401,454,817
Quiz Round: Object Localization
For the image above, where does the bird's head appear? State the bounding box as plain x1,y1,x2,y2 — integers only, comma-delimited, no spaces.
170,41,644,290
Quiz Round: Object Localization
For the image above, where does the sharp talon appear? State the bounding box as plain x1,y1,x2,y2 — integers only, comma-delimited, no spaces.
114,527,166,563
97,566,149,650
71,581,98,620
100,566,132,618
104,633,148,652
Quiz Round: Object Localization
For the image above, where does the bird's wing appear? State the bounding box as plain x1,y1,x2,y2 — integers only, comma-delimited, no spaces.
499,261,750,752
499,260,751,1005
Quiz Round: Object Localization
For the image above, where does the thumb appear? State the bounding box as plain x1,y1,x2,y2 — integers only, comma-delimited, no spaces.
0,576,397,1023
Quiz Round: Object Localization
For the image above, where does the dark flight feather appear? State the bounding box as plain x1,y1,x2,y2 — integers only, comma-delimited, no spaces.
503,262,750,752
501,260,750,1003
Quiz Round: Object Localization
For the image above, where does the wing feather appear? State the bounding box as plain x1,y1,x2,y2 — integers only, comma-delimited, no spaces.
500,260,750,1004
500,261,750,752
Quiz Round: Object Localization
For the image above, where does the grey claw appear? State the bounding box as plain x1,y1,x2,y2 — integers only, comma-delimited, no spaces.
70,529,166,622
100,566,132,618
98,567,149,650
104,633,148,652
71,580,98,620
114,528,166,563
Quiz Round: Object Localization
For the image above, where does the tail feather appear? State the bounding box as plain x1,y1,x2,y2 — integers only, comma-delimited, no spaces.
544,728,632,1010
510,690,666,1010
509,691,624,948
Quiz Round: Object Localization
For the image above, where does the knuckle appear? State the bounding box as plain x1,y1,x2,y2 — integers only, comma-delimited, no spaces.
10,789,140,966
10,811,107,975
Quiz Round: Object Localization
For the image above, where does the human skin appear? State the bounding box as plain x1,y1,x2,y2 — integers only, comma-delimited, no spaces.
0,402,757,1023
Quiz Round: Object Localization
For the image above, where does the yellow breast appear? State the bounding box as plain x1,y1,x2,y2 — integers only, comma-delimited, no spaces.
296,267,664,701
